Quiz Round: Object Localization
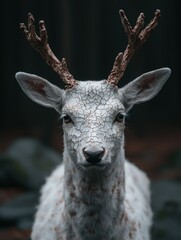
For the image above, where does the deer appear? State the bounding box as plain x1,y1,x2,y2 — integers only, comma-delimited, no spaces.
15,9,171,240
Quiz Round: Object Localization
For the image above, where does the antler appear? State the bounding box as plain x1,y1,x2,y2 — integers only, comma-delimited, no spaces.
20,13,76,89
107,9,161,85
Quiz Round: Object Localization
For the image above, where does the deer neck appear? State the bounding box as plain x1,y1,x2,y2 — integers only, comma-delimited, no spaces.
63,146,126,239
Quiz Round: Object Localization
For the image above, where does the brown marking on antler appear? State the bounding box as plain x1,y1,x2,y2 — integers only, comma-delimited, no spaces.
107,9,161,85
20,13,76,89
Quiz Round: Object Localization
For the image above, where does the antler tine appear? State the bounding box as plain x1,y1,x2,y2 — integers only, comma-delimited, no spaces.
20,13,76,89
139,9,161,43
107,9,161,85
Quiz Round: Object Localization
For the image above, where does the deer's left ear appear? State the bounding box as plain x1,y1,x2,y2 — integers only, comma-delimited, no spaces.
119,68,171,112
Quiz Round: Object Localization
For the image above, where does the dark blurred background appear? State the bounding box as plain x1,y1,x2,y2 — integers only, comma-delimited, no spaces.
0,0,181,239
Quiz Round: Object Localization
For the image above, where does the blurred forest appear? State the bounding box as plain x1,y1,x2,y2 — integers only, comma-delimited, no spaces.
0,0,181,239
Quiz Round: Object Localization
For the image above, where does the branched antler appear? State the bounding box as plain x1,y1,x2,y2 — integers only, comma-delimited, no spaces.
20,13,76,89
107,9,161,85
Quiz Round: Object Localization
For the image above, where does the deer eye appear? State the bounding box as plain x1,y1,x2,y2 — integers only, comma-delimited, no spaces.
63,114,72,124
115,112,125,122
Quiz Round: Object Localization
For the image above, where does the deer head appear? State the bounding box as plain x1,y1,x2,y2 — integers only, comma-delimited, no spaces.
16,10,171,170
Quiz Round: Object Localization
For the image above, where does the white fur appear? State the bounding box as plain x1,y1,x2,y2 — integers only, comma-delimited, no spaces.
31,161,152,240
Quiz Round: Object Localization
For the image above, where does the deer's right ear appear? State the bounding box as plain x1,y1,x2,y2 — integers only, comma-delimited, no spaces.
15,72,65,113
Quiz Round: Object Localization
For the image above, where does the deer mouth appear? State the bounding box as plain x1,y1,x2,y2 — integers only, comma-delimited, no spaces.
79,162,108,171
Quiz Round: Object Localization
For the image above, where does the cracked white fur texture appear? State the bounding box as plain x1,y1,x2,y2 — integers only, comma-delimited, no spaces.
15,68,171,240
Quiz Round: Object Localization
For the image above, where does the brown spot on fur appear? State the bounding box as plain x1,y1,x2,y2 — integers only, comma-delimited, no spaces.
86,226,95,235
117,179,121,185
69,209,77,216
123,212,128,222
54,226,61,232
70,192,77,199
129,231,133,239
67,175,76,191
26,79,46,96
129,221,137,239
138,73,159,94
112,184,116,194
119,211,125,223
116,188,121,200
88,210,97,217
79,183,100,194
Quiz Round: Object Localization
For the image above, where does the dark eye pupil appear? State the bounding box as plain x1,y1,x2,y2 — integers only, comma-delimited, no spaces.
116,113,124,122
63,115,71,123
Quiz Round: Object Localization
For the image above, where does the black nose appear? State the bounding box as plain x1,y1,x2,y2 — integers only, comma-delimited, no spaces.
83,145,105,164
